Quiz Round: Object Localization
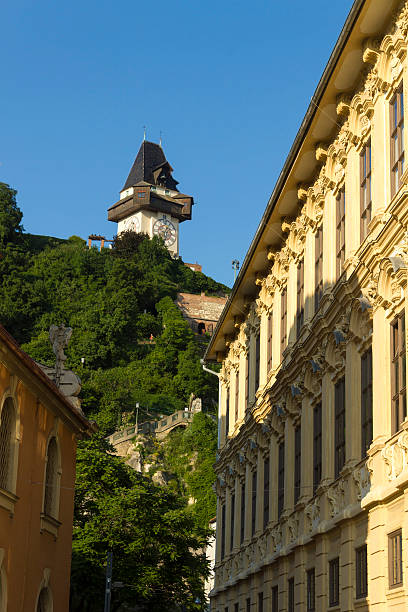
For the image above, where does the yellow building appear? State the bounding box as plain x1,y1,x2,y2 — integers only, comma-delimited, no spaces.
205,1,408,609
0,324,95,611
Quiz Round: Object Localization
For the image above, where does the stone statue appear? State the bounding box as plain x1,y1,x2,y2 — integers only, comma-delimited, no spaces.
49,324,73,387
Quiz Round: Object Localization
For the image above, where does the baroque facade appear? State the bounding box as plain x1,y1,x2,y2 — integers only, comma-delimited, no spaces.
205,1,408,610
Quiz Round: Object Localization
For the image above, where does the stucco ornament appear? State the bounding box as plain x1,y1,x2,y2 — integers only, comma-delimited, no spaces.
327,481,345,518
287,515,298,544
305,498,320,532
271,525,283,553
382,431,408,480
352,464,371,501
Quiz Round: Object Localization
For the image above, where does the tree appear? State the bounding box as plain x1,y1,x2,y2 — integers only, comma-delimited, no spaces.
0,183,23,245
71,436,209,612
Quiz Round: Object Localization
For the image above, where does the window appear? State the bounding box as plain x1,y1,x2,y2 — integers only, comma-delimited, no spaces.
390,85,405,198
234,604,239,612
335,378,346,478
297,260,304,337
267,313,273,373
0,398,16,492
288,577,294,612
313,402,322,494
280,289,287,359
389,529,403,588
37,587,52,612
315,226,323,311
258,592,263,612
278,441,285,518
255,332,260,392
391,313,406,433
225,388,230,438
356,545,368,599
307,569,315,611
263,456,269,530
240,482,245,544
361,348,373,457
136,191,145,198
225,607,228,612
360,140,372,240
246,598,251,612
271,586,278,612
245,354,250,409
251,470,257,536
336,187,346,280
44,436,59,518
294,425,301,503
329,558,340,606
235,369,239,422
221,504,226,560
230,493,235,552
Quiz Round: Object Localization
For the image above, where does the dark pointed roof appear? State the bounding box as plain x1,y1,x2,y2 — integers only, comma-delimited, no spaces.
122,141,179,191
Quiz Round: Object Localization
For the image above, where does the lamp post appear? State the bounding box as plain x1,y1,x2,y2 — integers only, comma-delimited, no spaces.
231,259,240,283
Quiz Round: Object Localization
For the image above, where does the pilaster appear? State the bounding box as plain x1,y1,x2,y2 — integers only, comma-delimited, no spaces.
322,373,334,482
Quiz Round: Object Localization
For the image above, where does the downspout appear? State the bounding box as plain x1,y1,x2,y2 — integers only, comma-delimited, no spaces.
201,360,221,448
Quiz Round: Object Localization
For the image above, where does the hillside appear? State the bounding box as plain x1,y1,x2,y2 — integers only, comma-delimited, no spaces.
0,182,226,611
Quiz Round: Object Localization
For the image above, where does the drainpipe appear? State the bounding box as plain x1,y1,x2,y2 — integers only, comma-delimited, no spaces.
201,359,221,448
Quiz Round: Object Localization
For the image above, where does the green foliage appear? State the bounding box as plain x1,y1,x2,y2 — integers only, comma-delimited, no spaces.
160,413,218,530
0,183,23,245
0,190,228,610
71,435,209,612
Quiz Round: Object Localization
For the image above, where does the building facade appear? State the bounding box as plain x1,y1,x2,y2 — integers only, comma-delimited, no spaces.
0,325,94,611
107,140,194,256
176,292,228,336
205,1,408,609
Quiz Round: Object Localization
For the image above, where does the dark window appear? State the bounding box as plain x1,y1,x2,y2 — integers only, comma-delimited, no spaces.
263,456,270,530
335,377,346,478
313,402,322,494
288,577,294,612
361,348,373,457
251,470,257,536
240,482,245,544
294,425,301,503
230,493,235,552
360,140,372,240
235,370,240,422
280,289,287,359
44,436,58,518
234,604,239,612
329,557,340,606
315,226,323,311
136,191,145,198
221,504,226,560
391,313,406,433
225,388,230,438
391,84,404,198
258,592,263,612
0,398,15,492
197,322,206,334
267,313,273,373
271,586,278,612
389,529,403,587
245,354,250,409
278,441,285,518
297,260,305,337
246,598,251,612
225,607,228,612
307,568,315,611
255,332,260,392
356,545,368,599
336,187,346,280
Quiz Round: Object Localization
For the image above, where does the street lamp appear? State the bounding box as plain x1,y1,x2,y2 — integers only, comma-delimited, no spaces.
231,259,240,283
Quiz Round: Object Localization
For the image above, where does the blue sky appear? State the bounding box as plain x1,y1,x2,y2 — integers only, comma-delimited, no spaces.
2,0,354,287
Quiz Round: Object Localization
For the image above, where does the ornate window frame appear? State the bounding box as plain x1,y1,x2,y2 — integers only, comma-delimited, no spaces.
0,380,21,516
40,425,62,539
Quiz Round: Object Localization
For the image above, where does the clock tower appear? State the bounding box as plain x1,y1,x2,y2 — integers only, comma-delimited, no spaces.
107,140,194,256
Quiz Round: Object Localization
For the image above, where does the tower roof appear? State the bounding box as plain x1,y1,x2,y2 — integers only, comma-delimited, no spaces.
122,141,179,192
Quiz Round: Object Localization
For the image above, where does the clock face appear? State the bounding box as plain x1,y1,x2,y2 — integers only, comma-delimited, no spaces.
153,217,177,246
123,216,140,233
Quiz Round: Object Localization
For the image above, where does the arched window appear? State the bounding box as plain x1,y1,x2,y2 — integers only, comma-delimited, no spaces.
198,322,206,335
37,587,52,612
43,437,59,518
0,398,16,492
